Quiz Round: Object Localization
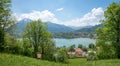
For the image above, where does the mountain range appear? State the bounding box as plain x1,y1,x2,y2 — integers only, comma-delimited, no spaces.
11,18,103,34
15,19,74,33
47,22,74,33
75,24,103,33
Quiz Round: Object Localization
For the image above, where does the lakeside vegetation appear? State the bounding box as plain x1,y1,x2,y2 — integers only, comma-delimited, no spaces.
52,24,103,39
53,32,97,39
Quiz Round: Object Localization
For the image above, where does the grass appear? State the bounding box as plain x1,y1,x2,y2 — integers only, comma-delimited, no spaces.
0,53,120,66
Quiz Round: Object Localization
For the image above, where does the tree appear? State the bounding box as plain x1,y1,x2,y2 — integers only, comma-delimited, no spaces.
78,44,83,49
23,20,55,58
0,0,15,51
68,44,75,58
89,43,95,49
69,44,75,52
96,2,120,58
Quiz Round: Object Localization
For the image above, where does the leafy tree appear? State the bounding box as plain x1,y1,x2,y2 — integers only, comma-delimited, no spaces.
23,20,55,59
69,44,75,52
81,46,87,52
68,44,75,58
89,43,95,49
0,0,16,51
96,2,120,58
78,44,83,49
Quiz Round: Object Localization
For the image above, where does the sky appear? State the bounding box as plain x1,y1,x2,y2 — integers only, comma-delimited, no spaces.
11,0,119,27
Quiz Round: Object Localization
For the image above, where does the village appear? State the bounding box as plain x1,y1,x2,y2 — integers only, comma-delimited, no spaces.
37,44,97,61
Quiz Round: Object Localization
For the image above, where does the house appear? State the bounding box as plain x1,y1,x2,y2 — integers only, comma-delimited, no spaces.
75,48,84,57
68,48,86,57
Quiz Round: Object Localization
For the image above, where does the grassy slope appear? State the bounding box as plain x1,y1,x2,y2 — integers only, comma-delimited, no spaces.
0,53,120,66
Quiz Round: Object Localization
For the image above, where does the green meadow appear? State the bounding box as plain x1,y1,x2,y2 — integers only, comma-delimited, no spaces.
0,53,120,66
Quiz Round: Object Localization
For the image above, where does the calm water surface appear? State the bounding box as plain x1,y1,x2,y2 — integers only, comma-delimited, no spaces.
53,38,96,47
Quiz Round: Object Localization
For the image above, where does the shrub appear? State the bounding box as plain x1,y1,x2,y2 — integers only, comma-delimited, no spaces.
22,38,34,57
23,48,34,57
4,34,24,55
53,47,68,63
86,51,96,61
95,42,117,59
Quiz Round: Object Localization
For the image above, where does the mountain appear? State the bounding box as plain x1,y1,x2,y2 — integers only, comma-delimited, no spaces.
15,19,32,34
70,25,92,30
14,19,74,34
47,22,74,33
75,24,103,33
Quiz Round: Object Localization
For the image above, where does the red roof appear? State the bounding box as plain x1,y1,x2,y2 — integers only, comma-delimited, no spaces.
75,48,83,55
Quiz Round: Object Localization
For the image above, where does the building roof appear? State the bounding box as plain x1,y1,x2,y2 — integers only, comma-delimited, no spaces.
75,48,83,54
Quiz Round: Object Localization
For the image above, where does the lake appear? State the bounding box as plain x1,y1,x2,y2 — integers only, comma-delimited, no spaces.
53,38,96,47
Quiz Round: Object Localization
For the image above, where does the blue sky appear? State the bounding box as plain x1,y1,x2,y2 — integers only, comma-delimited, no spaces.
12,0,119,27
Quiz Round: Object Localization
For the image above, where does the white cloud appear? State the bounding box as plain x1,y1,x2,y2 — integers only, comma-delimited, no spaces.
56,8,64,11
61,7,104,27
15,10,59,23
15,7,104,27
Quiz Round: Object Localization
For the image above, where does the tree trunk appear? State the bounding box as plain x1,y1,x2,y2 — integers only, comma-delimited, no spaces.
116,20,120,58
41,44,44,59
0,28,5,52
34,45,38,58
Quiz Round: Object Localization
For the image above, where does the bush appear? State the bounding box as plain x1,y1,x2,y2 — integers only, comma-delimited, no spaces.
4,34,24,55
23,48,34,57
86,51,96,61
22,38,34,57
53,47,68,63
95,42,117,59
41,42,56,61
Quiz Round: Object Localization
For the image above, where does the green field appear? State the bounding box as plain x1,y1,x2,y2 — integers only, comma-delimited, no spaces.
0,53,120,66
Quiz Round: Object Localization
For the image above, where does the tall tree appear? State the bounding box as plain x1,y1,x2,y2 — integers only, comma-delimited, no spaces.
23,20,55,58
96,2,120,58
0,0,15,51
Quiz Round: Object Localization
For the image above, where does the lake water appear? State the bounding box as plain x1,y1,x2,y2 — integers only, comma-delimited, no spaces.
53,38,96,47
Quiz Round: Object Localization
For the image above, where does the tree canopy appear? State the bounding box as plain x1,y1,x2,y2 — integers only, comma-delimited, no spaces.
23,20,55,58
0,0,16,51
96,2,120,58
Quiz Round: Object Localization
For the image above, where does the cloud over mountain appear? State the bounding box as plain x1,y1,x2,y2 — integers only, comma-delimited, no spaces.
14,10,58,23
61,7,104,27
14,7,104,27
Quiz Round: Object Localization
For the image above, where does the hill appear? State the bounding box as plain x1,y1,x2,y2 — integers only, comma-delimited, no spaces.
15,19,32,34
70,25,92,30
47,22,74,33
0,53,120,66
75,24,103,33
53,24,103,38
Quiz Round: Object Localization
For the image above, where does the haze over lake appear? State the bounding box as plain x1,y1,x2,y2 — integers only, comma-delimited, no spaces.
53,38,96,47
